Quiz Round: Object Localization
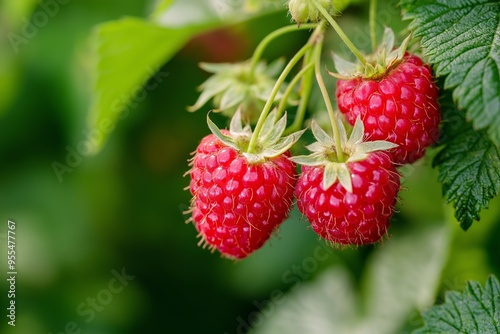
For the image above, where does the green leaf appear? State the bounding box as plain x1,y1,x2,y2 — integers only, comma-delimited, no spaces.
433,94,500,230
414,275,500,334
87,17,213,152
401,0,500,146
361,225,450,334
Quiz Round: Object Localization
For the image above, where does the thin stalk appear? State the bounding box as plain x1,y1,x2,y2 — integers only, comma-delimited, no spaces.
276,62,314,119
284,48,315,135
247,42,313,153
370,0,378,52
311,0,367,67
313,35,344,161
250,23,318,77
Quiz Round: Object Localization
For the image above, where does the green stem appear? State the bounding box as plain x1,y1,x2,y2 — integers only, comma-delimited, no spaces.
313,33,344,162
247,42,313,153
250,23,318,77
276,62,314,119
284,49,315,135
370,0,378,52
311,0,367,67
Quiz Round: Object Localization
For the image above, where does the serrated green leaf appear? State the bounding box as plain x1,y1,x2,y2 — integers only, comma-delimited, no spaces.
433,94,500,230
401,0,500,146
87,18,213,152
414,275,500,334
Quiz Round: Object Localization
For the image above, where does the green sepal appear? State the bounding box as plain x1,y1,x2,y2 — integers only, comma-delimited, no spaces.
207,109,304,164
260,109,286,144
244,128,305,164
292,117,397,192
188,79,231,112
311,119,335,147
206,113,241,152
291,152,327,166
189,59,289,123
344,118,398,162
330,27,411,80
323,162,352,192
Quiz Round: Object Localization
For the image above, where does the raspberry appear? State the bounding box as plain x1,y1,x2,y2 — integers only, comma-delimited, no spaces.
294,151,400,245
336,53,440,164
188,132,296,259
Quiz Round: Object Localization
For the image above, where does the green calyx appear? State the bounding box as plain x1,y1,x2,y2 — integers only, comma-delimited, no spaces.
207,109,305,164
189,59,293,124
292,117,397,192
330,27,412,80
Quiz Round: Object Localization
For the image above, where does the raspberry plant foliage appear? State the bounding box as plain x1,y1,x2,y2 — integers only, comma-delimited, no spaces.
86,0,499,233
83,0,500,331
401,0,500,146
415,275,500,334
400,0,500,230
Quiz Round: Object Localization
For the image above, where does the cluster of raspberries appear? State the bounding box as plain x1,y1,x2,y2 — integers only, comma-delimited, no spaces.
187,52,440,259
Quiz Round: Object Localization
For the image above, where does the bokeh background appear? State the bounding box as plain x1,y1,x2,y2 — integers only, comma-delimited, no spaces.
1,0,499,333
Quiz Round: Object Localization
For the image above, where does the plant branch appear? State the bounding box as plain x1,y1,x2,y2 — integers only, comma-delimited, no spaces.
370,0,378,52
284,49,315,135
312,33,345,161
311,0,367,67
250,23,318,78
247,42,313,153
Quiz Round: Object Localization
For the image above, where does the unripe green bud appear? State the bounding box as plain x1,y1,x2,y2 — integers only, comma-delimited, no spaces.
288,0,332,24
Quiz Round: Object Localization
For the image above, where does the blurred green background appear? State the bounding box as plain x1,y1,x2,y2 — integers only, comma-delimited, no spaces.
0,0,499,333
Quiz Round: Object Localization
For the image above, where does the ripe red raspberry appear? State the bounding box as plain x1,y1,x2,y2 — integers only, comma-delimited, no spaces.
294,151,400,245
336,53,440,164
189,132,296,259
